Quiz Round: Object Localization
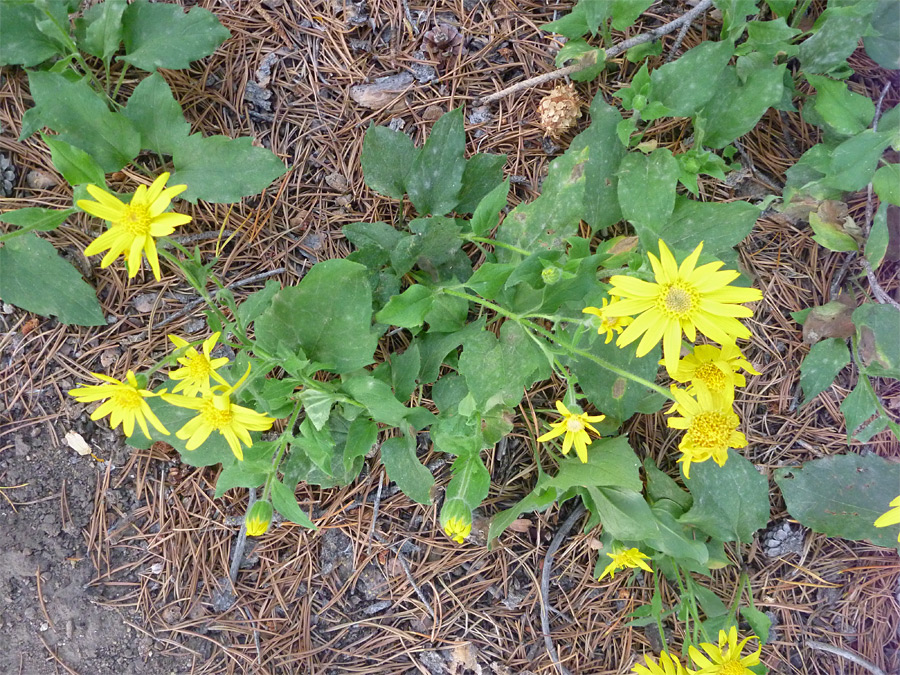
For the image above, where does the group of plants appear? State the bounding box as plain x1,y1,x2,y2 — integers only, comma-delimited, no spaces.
1,0,899,672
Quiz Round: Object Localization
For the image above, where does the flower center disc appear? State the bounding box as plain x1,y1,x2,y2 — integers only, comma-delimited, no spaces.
121,204,152,236
720,660,746,675
114,388,144,410
687,411,733,449
658,283,696,318
566,418,585,432
186,355,212,379
202,397,234,430
695,363,727,391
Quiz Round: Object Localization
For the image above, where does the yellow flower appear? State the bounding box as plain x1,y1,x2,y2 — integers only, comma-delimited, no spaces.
77,172,192,281
583,298,635,344
666,386,747,479
168,332,230,396
537,400,605,463
604,240,762,376
245,500,274,536
441,499,473,544
667,342,760,400
598,547,653,580
633,651,688,675
68,370,169,440
162,365,274,461
688,626,760,675
874,495,900,543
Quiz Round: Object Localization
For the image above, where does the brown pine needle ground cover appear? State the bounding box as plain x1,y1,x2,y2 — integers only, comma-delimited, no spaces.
1,1,899,673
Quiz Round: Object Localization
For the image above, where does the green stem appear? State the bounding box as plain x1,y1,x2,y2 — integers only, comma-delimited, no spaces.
652,569,668,653
110,63,130,103
466,236,531,258
262,399,303,500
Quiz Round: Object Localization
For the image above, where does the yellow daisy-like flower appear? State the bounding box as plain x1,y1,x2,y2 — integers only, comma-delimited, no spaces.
604,240,762,376
77,172,192,281
668,342,760,400
537,400,605,463
688,626,761,675
633,651,688,675
162,365,274,461
583,298,635,344
168,332,230,396
874,495,900,543
441,499,473,544
666,386,747,479
68,370,169,440
245,500,274,537
598,547,653,580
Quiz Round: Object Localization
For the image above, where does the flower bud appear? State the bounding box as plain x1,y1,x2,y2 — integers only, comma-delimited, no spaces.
541,266,562,285
440,499,472,544
245,500,273,536
632,94,648,111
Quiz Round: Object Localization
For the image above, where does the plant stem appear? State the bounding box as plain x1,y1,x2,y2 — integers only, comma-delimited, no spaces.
466,235,531,258
263,399,303,500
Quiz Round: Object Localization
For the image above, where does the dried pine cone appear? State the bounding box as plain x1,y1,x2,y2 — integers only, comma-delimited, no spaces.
537,84,582,138
0,152,17,197
423,23,464,60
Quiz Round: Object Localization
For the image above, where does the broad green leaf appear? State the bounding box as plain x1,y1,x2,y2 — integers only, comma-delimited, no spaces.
542,2,591,38
740,18,801,59
863,0,900,70
455,153,507,214
215,461,268,497
299,388,338,430
417,318,486,384
445,452,490,511
487,488,557,544
545,435,643,493
75,0,127,61
798,1,878,75
42,134,106,187
255,259,378,374
291,418,334,476
470,178,509,236
572,95,625,231
865,202,890,269
390,343,420,400
0,232,105,326
643,458,692,512
27,71,140,172
584,485,659,541
806,74,875,137
423,290,468,333
650,40,734,118
270,479,316,528
714,0,760,40
361,125,417,199
465,262,516,299
799,337,850,405
840,378,886,442
741,606,772,645
0,207,76,233
381,434,434,505
406,108,465,216
430,412,482,456
343,415,379,473
617,149,679,240
822,129,893,193
763,0,795,16
873,164,900,206
341,374,409,427
375,285,434,328
610,0,654,30
681,450,769,543
775,453,900,548
496,145,589,260
651,196,759,255
555,39,605,82
123,72,191,156
236,279,281,326
853,303,900,378
809,210,859,252
698,64,786,148
0,2,65,67
120,0,231,71
645,506,709,564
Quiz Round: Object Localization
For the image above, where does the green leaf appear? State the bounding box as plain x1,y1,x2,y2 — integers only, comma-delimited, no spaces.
617,149,679,239
424,290,468,333
122,72,191,156
236,279,281,327
496,145,589,260
799,1,878,75
390,343,420,401
681,450,769,543
542,2,591,38
381,434,434,505
0,232,105,326
866,202,890,269
863,0,900,70
75,0,127,61
361,125,417,200
545,435,644,493
120,0,231,71
648,196,759,255
698,64,786,148
446,452,491,511
741,606,772,645
390,216,464,275
255,259,378,374
800,338,850,405
299,388,338,430
0,207,76,234
584,486,659,541
840,378,885,442
0,2,62,66
342,375,409,427
488,488,557,544
343,415,378,473
643,458,692,512
555,39,605,82
170,133,286,203
740,18,800,59
646,506,710,564
270,479,316,528
572,95,625,231
610,0,654,30
714,0,759,40
41,134,106,187
27,71,140,172
406,108,465,216
140,391,238,466
470,178,509,236
649,40,734,118
805,74,875,137
465,262,516,299
764,0,795,17
375,285,434,328
215,461,268,498
821,129,893,193
455,153,507,214
809,210,859,252
873,164,900,206
853,303,900,378
775,453,900,548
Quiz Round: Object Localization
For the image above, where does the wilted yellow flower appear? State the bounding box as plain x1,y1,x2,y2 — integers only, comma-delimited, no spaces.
689,626,760,675
78,172,191,281
537,400,605,463
168,332,230,396
633,651,688,675
604,240,762,375
667,342,760,400
874,495,900,543
68,370,169,440
441,499,473,544
666,386,747,479
598,547,653,580
245,500,274,536
162,365,274,461
583,298,634,344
